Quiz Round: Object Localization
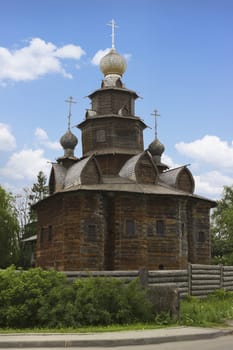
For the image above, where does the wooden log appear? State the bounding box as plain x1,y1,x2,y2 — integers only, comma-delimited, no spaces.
223,281,233,286
149,270,187,277
224,286,233,291
192,274,220,280
191,280,220,286
191,269,221,275
223,266,233,271
148,276,187,283
223,271,233,277
191,264,220,270
192,284,220,291
223,277,233,283
191,288,219,296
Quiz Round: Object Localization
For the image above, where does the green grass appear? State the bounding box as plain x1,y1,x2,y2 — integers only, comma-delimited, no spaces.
0,323,175,334
180,290,233,327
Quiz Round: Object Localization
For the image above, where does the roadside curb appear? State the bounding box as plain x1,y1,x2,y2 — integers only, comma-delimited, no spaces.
0,328,232,348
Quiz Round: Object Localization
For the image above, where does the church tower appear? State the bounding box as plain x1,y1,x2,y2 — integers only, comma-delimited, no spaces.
78,23,146,175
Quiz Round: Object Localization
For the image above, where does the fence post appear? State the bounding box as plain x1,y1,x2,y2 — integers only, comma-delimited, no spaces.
139,267,148,288
220,264,223,289
188,263,192,296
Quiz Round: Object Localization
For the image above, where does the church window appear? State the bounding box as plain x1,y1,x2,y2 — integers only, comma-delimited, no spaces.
40,227,45,244
48,225,52,242
181,223,185,238
96,129,106,142
125,219,135,236
86,223,97,241
147,225,154,236
197,231,205,243
156,220,165,235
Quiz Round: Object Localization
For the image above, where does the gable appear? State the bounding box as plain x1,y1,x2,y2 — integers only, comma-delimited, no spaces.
160,166,195,194
119,151,158,184
64,156,102,189
49,164,67,195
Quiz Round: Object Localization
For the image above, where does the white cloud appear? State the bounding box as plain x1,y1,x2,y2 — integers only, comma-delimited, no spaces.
162,154,180,169
175,135,233,169
194,171,233,199
0,149,50,180
0,123,16,151
35,128,61,150
0,38,86,82
91,48,111,65
123,53,132,61
55,44,85,59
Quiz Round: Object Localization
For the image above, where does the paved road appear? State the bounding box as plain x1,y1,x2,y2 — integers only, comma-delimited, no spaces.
0,335,233,350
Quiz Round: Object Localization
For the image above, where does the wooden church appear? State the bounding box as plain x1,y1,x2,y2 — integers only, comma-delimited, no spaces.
34,27,215,271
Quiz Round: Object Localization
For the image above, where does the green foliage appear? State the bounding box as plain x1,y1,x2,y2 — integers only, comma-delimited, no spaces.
0,267,67,328
14,171,48,268
0,268,155,329
28,170,48,225
0,186,20,268
72,277,153,326
180,290,233,326
211,185,233,265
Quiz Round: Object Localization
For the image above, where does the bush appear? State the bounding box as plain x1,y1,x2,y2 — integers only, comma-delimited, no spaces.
0,266,68,328
0,268,155,328
72,277,154,326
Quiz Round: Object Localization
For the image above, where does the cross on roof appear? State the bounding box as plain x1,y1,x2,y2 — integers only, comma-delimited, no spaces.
107,19,119,49
151,109,160,140
65,96,77,130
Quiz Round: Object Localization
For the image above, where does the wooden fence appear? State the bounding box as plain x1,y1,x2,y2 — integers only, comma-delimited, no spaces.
65,264,233,298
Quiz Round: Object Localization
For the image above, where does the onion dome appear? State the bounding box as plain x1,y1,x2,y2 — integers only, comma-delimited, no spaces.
60,129,78,158
149,139,165,156
100,48,127,77
148,138,168,172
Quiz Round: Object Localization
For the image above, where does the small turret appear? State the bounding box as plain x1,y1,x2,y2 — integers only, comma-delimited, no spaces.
148,109,168,172
57,96,78,168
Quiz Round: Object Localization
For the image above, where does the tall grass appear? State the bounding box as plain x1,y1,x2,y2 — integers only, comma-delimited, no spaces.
180,289,233,326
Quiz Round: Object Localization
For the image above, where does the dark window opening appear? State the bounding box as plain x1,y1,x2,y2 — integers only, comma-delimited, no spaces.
86,224,97,241
159,264,164,270
48,225,52,242
181,223,185,238
156,220,165,235
147,225,154,237
125,219,135,236
197,231,205,243
40,227,45,244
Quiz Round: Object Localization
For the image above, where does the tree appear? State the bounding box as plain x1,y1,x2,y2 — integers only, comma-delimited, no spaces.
28,171,48,222
0,186,20,268
211,185,233,265
15,171,48,267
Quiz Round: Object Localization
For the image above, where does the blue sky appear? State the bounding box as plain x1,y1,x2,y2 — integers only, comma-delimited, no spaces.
0,0,233,200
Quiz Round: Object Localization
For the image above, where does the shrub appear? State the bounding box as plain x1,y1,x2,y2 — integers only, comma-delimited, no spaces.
0,268,155,328
0,266,68,328
72,277,154,326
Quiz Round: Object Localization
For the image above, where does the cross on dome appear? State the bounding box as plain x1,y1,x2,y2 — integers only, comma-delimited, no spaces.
65,96,77,130
107,19,119,49
151,109,160,140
